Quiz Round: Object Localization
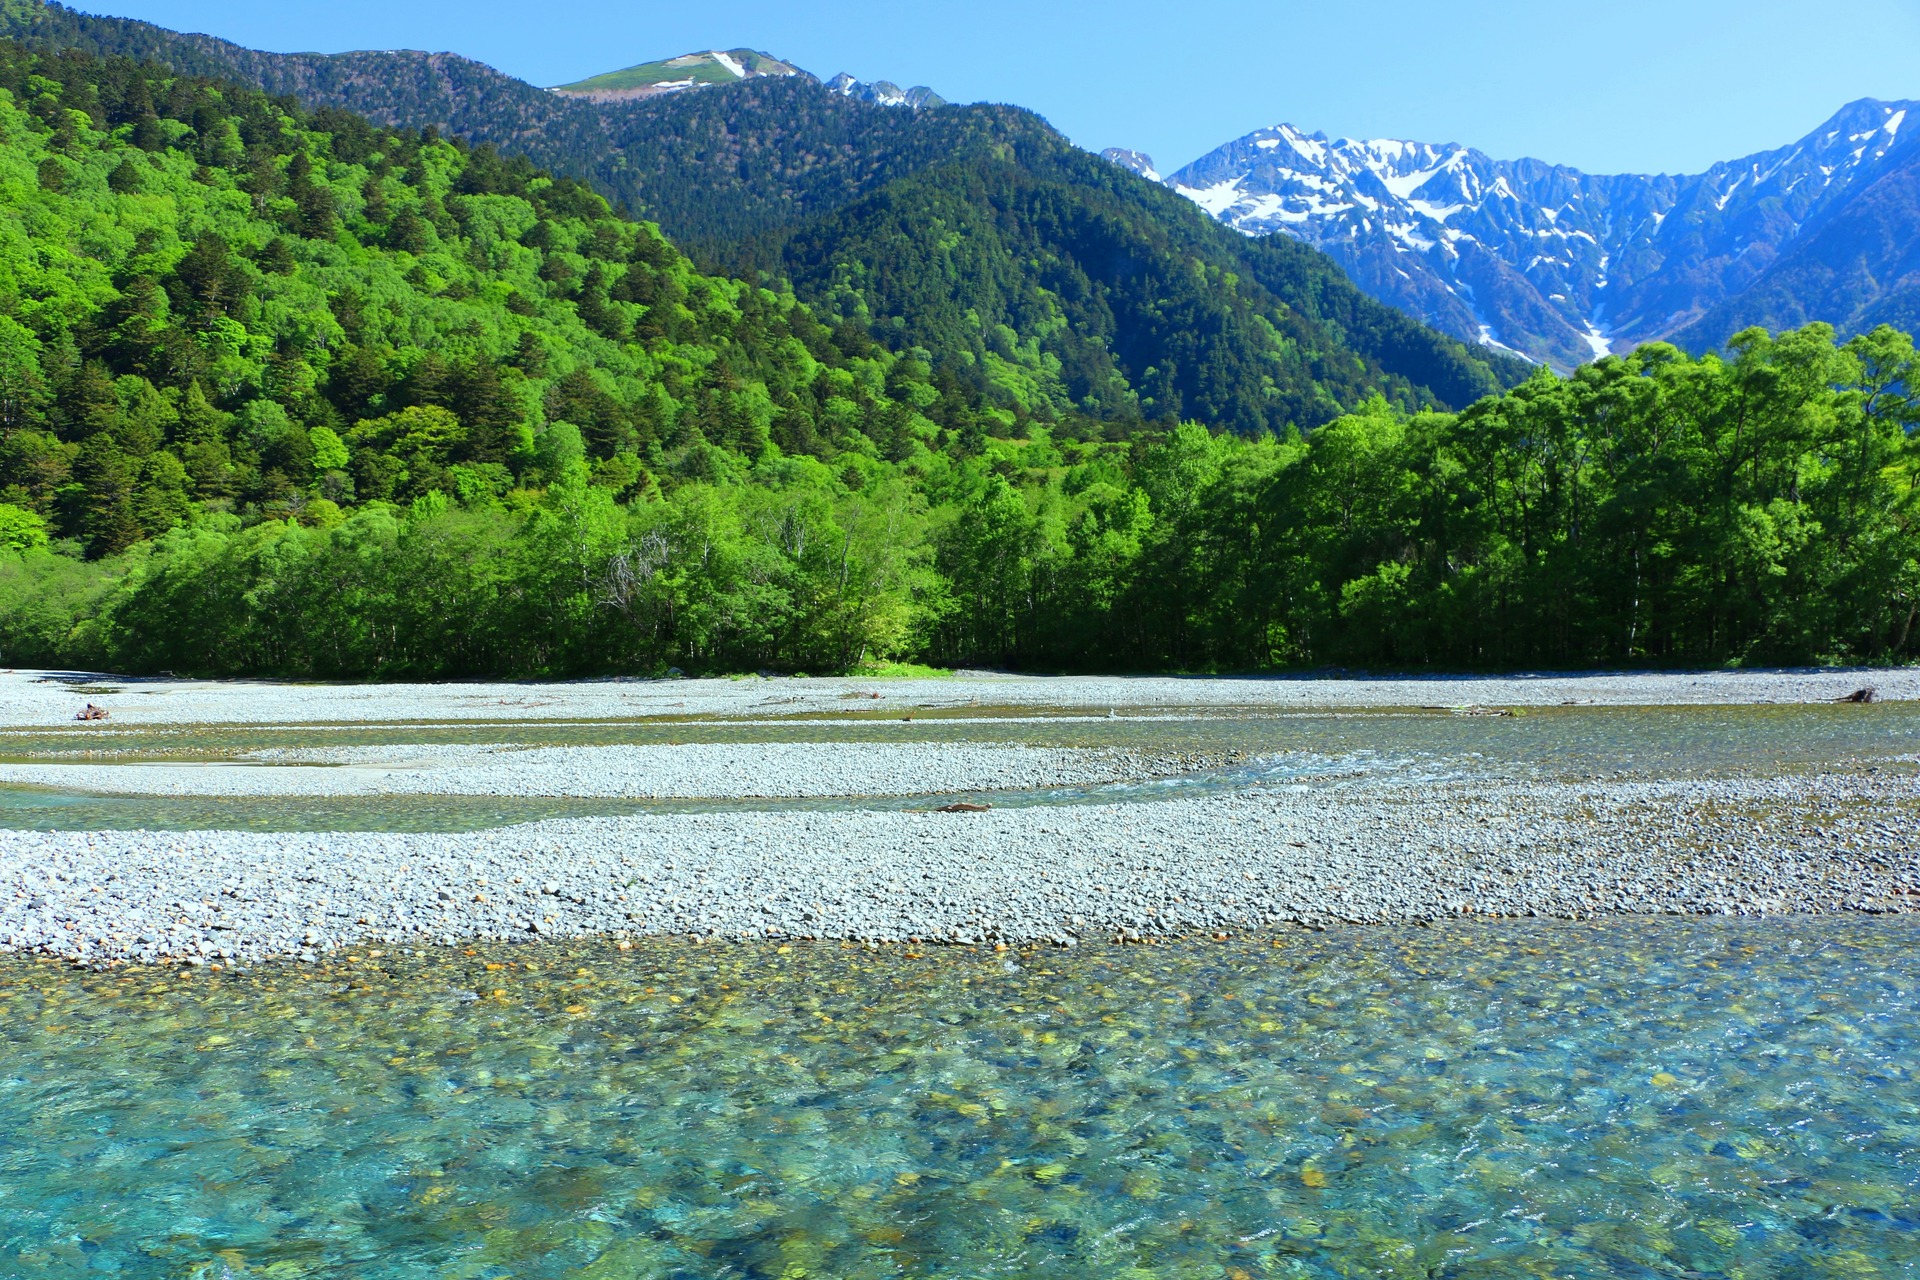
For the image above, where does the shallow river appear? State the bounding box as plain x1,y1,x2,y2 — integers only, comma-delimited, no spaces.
3,699,1915,1275
4,917,1916,1278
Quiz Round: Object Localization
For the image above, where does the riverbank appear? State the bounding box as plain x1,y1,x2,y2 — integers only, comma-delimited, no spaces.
1,666,1912,727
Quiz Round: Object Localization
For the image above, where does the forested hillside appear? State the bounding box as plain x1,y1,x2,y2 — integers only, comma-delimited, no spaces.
0,37,1037,671
768,143,1513,430
0,0,986,245
0,0,1526,435
0,39,1915,677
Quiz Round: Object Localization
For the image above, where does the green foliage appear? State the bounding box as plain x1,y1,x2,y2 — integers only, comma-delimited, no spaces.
769,144,1520,434
5,329,1917,676
9,459,939,678
851,659,950,678
925,325,1920,672
0,36,1003,544
0,498,47,549
0,541,124,664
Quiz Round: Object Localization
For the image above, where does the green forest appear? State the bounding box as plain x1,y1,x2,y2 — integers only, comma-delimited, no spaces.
0,42,1916,677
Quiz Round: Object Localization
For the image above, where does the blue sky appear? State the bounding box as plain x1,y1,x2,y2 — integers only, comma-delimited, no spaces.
81,0,1920,176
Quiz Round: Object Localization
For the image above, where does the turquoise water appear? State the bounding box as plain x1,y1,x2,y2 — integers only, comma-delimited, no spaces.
3,916,1916,1277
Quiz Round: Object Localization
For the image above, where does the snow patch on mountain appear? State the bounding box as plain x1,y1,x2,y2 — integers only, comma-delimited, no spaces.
1581,322,1613,360
1100,148,1162,184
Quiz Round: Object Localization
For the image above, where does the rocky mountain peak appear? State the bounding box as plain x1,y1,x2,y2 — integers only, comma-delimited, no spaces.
825,72,945,109
1100,148,1161,183
1131,99,1919,368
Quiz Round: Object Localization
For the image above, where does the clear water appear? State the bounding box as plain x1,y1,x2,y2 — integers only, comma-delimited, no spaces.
1,702,1914,832
3,917,1916,1278
4,700,1917,761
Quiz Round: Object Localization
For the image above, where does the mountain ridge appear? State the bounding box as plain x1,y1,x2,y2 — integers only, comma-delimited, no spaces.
548,49,943,110
825,72,944,109
0,4,978,244
1139,99,1920,367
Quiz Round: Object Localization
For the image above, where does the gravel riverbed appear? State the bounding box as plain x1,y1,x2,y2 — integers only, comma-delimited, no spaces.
0,667,1914,966
2,767,1914,966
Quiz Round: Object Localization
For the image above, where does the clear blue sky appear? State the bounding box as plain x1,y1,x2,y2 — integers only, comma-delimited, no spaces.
77,0,1920,176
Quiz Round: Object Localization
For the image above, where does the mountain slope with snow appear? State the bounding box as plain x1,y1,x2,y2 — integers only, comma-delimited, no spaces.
552,52,943,110
552,49,805,102
1146,100,1918,367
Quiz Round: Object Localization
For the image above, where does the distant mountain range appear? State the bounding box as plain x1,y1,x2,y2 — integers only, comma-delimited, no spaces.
1111,100,1920,367
0,5,963,246
2,3,1911,376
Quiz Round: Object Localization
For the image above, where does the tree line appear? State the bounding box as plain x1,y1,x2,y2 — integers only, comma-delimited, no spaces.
5,325,1915,676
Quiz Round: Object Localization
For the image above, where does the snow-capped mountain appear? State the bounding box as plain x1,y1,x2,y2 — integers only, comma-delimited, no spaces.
1131,99,1919,367
825,73,945,109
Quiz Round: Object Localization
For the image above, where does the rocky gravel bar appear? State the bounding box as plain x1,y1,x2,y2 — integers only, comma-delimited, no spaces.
0,743,1210,799
3,768,1915,966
